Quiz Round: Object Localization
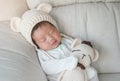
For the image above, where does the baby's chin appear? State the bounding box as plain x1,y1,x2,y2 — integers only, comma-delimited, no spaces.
51,42,60,49
41,39,61,51
46,42,61,51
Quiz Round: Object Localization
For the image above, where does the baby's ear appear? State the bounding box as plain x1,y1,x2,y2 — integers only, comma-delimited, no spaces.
93,49,99,62
10,17,21,32
36,3,52,13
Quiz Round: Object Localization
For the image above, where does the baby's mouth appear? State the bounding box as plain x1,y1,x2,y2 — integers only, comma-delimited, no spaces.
52,40,57,46
52,40,60,48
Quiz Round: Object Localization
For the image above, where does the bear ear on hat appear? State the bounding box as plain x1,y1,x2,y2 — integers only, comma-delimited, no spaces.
36,3,52,13
10,17,21,32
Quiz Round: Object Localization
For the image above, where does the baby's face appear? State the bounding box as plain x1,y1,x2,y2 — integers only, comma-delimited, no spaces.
32,23,61,51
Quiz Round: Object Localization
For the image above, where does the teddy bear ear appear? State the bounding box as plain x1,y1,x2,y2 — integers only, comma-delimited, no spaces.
10,17,21,32
93,49,99,62
36,3,52,13
71,38,82,48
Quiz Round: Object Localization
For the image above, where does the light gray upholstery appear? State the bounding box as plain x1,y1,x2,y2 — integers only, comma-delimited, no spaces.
0,0,120,81
49,2,120,81
51,2,120,81
50,2,120,74
99,73,120,81
0,21,47,81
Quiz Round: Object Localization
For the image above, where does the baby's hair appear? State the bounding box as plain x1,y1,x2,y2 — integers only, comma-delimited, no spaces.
31,21,55,48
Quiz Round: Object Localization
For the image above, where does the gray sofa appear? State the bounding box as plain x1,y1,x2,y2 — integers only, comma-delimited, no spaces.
0,0,120,81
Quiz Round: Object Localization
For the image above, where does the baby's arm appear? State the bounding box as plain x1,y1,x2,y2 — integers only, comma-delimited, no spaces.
40,56,78,75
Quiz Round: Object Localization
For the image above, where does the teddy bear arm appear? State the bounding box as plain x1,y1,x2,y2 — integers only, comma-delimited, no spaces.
58,67,87,81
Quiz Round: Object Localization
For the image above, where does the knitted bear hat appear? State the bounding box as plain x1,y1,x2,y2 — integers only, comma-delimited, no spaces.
10,3,58,47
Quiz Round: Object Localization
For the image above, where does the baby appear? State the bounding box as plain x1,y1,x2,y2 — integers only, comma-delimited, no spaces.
10,3,99,81
31,21,79,81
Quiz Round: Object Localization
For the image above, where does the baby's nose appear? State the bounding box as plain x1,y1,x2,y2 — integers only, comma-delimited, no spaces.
47,35,55,44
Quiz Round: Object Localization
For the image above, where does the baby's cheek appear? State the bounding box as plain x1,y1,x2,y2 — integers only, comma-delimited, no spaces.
38,43,45,49
40,44,52,50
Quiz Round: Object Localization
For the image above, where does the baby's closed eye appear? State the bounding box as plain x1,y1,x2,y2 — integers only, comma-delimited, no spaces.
40,38,46,42
49,30,55,34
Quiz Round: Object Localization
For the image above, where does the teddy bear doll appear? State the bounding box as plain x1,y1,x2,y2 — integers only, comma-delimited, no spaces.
71,38,99,68
57,38,99,81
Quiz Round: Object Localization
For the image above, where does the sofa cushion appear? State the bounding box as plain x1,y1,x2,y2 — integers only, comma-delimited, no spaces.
99,73,120,81
50,2,120,73
27,0,120,9
0,21,47,81
0,0,28,21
